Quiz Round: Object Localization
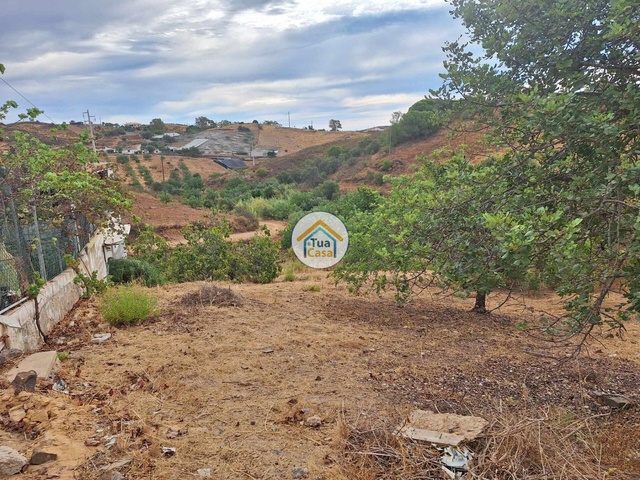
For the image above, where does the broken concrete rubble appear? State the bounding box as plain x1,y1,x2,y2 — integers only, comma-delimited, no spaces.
397,410,488,446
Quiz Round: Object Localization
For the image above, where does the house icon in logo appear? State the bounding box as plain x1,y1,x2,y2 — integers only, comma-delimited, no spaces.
295,220,344,259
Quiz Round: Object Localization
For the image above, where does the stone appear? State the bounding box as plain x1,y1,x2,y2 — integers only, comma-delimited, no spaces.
0,349,22,365
29,450,58,465
11,370,37,393
27,409,49,423
305,415,323,428
85,437,101,447
8,407,26,423
0,446,27,475
5,351,57,383
599,393,633,409
292,467,309,479
197,468,212,477
397,410,488,446
92,333,112,344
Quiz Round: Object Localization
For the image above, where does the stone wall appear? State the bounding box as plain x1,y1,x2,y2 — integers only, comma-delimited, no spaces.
0,232,108,352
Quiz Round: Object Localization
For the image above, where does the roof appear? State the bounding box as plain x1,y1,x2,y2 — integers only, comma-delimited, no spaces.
179,138,208,150
212,157,247,170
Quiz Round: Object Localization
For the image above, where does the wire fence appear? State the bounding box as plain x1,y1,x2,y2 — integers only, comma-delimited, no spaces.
0,192,95,310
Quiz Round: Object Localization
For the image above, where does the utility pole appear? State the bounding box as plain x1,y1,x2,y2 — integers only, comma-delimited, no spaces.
83,109,97,153
288,112,291,128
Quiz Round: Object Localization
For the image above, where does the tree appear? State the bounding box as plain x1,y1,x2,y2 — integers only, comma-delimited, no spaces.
195,116,216,129
328,119,342,131
149,118,167,135
337,0,640,341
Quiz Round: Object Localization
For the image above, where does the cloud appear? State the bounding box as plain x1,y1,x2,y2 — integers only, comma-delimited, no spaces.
0,0,463,129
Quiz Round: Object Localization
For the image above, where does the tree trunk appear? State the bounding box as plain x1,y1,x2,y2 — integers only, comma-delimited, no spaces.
472,292,487,313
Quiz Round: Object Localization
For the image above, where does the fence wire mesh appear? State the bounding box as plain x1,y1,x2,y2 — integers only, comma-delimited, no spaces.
0,192,95,310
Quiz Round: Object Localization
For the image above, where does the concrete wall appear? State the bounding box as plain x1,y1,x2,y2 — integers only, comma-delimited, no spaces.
0,232,108,352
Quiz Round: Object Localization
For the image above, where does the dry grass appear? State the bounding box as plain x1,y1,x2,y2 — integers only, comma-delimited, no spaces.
335,405,640,480
179,283,244,308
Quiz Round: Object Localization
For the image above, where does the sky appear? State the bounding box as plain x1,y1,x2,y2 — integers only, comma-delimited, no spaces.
0,0,464,131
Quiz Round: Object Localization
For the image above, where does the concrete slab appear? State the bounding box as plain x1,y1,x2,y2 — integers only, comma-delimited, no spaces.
4,351,57,383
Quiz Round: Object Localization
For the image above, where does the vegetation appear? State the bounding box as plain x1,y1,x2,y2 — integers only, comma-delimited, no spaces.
108,258,163,286
336,0,639,341
131,221,281,285
99,284,159,326
329,119,342,131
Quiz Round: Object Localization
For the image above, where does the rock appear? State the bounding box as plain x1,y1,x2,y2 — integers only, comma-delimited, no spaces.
292,467,309,479
101,472,125,480
197,468,212,477
29,450,57,465
8,407,26,423
0,446,27,475
92,333,112,344
0,349,22,365
305,415,323,428
85,437,101,447
398,409,488,446
27,409,49,423
11,370,37,393
598,393,633,409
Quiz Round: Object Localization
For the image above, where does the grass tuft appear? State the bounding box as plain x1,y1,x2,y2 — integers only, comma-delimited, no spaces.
99,285,159,326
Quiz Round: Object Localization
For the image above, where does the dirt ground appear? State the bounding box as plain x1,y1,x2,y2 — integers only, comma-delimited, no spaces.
1,276,639,479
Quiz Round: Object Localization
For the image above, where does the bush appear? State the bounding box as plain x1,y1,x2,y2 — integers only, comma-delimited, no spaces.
108,258,163,286
99,285,159,326
236,227,282,283
380,159,393,172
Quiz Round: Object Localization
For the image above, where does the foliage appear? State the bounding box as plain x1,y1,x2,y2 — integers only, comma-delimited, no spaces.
195,116,216,129
108,257,163,286
130,224,171,266
99,284,159,326
149,118,167,135
2,131,132,229
334,0,639,336
73,270,110,298
235,227,282,283
387,98,447,146
329,119,342,131
163,221,281,283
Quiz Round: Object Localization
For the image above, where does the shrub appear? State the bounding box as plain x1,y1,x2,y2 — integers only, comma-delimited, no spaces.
159,192,172,203
256,168,268,178
236,227,282,283
380,159,393,172
99,285,158,326
116,155,129,164
108,258,163,286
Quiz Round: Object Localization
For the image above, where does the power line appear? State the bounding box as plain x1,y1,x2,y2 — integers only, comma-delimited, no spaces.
0,76,57,124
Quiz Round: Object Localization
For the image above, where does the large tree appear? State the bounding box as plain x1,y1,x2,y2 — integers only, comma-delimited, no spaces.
328,119,342,131
337,0,639,340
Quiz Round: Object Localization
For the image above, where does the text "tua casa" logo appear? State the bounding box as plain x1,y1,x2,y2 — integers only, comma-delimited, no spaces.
291,212,349,269
296,219,344,258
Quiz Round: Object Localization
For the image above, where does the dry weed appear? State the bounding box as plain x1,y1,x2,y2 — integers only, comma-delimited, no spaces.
179,283,244,308
335,413,442,479
335,405,639,480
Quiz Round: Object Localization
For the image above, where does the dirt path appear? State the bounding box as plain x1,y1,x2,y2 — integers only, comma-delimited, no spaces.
229,220,287,241
1,279,639,479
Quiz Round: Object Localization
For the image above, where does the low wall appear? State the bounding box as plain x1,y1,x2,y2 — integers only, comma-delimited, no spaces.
0,231,108,352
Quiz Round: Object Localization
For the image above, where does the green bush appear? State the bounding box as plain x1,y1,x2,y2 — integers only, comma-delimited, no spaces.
99,285,159,326
379,159,393,172
236,227,282,283
108,258,163,286
116,155,129,164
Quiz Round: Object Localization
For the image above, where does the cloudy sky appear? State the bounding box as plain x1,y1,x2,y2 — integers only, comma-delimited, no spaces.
0,0,463,130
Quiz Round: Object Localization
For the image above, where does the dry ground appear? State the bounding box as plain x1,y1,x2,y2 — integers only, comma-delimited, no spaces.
1,276,639,479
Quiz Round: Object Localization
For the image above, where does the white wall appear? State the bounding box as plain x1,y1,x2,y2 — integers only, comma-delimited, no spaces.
0,232,108,352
